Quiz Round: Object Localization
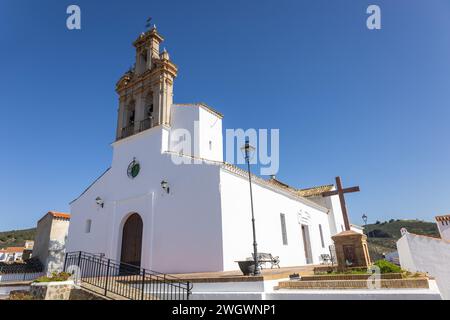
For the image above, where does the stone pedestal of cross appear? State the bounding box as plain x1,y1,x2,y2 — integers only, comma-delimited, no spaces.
322,177,371,270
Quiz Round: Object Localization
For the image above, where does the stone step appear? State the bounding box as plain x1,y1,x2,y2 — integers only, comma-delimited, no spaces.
277,278,429,290
298,273,403,281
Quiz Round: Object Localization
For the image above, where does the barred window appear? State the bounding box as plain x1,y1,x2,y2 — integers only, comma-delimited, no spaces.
280,213,288,245
319,224,325,248
85,219,92,233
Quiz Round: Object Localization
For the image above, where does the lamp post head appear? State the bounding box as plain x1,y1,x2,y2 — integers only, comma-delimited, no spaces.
240,138,255,161
95,197,104,208
161,180,170,194
362,214,368,224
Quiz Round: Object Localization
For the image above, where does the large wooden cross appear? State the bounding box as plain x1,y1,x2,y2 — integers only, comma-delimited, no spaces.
321,176,360,231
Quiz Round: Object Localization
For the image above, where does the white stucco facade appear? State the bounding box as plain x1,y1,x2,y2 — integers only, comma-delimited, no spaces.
66,27,348,275
67,104,346,274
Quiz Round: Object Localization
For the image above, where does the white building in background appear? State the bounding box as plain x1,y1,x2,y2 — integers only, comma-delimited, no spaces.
0,247,24,262
66,27,349,274
32,211,71,274
436,215,450,241
397,214,450,300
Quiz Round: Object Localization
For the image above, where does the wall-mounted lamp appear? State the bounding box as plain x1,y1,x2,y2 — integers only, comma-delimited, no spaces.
161,180,170,194
95,196,104,208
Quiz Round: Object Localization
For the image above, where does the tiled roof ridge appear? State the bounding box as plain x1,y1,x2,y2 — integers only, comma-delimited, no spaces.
37,211,71,224
48,211,71,219
299,184,334,192
220,163,329,212
163,151,330,212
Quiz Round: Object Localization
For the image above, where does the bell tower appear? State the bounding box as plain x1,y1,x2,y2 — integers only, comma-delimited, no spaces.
115,26,178,141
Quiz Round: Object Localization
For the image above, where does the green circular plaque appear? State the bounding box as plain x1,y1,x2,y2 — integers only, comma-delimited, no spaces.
127,159,140,179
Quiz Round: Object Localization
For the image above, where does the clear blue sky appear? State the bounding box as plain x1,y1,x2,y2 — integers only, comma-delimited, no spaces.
1,0,450,231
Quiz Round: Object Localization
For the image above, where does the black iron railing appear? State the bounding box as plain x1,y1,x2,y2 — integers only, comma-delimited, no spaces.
139,118,153,132
121,125,135,139
64,251,192,300
0,258,44,282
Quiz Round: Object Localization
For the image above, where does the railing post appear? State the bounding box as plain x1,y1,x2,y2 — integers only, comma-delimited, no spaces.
77,251,82,267
141,269,145,300
187,281,191,300
104,259,110,296
63,252,68,272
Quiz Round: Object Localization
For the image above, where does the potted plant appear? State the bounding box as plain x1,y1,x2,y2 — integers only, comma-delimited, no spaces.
30,272,74,300
236,260,257,276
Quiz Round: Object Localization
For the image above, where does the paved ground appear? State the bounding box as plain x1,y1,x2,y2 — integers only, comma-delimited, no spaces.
167,265,317,282
71,266,318,300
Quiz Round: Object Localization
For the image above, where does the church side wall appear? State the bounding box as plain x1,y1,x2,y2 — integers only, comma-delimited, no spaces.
219,170,333,271
198,107,223,162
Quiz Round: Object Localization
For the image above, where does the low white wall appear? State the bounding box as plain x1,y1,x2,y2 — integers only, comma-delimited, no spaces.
0,272,44,282
397,233,450,299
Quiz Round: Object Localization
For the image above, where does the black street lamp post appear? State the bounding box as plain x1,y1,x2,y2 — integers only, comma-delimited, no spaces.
362,213,368,237
241,138,260,276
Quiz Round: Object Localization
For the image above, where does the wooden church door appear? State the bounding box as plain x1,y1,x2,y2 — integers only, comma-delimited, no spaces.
120,213,143,268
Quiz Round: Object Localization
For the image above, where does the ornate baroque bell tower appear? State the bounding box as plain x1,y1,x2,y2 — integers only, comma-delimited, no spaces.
115,26,178,141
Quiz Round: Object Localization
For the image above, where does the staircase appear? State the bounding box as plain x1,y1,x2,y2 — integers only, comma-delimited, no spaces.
64,251,192,300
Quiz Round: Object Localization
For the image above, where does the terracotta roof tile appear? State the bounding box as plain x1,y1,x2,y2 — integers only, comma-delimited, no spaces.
38,211,71,224
0,247,24,253
435,215,450,222
48,211,71,219
297,185,334,197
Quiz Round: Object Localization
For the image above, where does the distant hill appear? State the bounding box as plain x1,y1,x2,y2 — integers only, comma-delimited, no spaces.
0,228,36,248
364,219,439,261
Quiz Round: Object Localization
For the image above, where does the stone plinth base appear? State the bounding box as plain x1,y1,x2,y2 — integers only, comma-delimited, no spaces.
278,278,430,289
30,280,74,300
332,230,371,271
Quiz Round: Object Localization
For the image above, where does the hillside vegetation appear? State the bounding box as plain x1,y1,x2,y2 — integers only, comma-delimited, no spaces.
0,228,36,248
364,219,439,261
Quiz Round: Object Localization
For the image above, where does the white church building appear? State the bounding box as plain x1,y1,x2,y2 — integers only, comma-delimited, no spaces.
66,27,350,274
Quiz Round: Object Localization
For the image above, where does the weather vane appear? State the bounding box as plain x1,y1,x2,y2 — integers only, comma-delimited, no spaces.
145,17,152,30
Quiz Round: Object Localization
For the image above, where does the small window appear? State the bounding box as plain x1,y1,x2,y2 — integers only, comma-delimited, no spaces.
280,213,288,245
319,224,325,248
85,219,92,233
341,225,344,232
209,140,212,150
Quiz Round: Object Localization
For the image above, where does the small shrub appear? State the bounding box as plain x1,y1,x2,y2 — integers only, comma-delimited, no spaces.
34,271,72,283
374,260,402,274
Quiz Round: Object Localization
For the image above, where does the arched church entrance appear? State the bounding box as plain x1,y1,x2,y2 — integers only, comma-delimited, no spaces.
120,213,143,268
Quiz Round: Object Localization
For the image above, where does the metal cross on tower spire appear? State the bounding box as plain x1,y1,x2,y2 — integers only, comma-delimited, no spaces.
145,17,152,30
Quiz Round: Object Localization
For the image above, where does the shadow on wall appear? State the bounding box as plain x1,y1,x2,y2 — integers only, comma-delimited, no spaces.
46,235,68,275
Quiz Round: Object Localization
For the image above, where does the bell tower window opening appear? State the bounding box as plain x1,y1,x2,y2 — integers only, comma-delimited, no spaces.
145,92,154,124
126,101,136,127
142,49,148,63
